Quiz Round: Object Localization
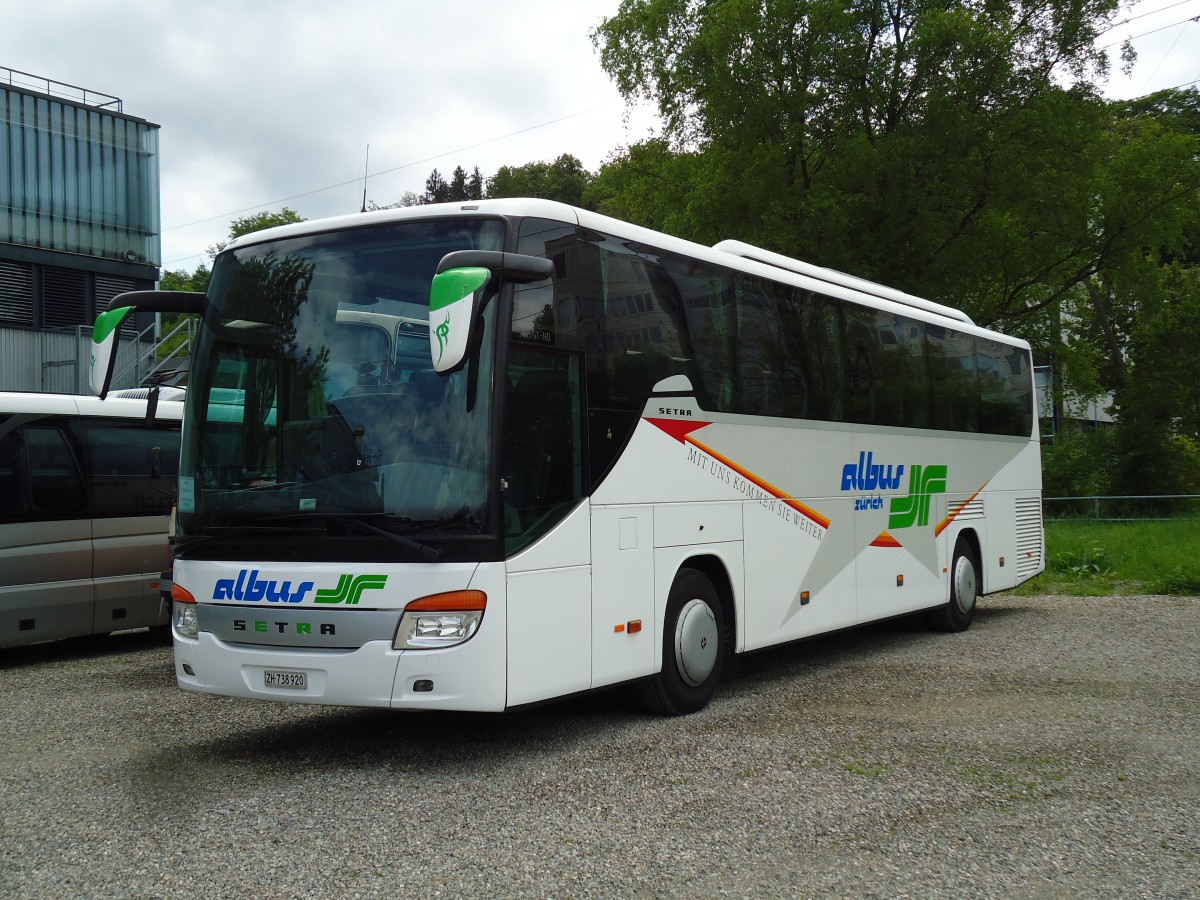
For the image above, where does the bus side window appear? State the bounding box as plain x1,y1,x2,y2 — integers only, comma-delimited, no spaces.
25,426,86,514
502,348,584,550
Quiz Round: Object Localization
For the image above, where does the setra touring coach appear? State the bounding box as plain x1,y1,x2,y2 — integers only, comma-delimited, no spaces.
90,199,1043,714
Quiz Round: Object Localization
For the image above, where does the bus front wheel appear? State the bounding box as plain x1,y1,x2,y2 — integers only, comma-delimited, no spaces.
636,568,725,715
928,538,978,632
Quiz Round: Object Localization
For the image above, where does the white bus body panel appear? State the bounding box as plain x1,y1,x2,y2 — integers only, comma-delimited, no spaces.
591,504,655,688
506,500,592,706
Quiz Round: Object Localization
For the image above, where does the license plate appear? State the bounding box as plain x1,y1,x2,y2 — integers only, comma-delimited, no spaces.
264,670,307,689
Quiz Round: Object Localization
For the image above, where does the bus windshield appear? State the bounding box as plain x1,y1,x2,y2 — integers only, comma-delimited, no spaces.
177,217,506,546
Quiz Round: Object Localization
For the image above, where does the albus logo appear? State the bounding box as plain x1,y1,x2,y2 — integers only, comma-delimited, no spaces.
214,570,387,604
841,452,904,492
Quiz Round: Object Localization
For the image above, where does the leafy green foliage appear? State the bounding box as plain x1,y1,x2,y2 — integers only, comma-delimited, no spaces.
593,2,1200,496
422,166,484,204
206,207,305,259
1041,428,1112,499
591,2,1199,332
1021,518,1200,595
159,264,210,295
486,154,591,207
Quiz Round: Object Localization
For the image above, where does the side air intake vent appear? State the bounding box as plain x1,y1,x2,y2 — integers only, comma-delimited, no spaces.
1015,497,1044,577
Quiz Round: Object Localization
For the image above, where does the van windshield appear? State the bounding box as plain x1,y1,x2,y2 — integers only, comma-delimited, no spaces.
176,217,505,545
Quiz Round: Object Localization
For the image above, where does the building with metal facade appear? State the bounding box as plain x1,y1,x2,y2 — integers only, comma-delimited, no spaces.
1,67,160,392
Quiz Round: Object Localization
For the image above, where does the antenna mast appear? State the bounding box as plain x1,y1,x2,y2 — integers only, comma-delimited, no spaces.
360,144,370,213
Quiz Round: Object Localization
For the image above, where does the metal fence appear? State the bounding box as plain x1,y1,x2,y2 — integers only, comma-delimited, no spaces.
1044,495,1200,521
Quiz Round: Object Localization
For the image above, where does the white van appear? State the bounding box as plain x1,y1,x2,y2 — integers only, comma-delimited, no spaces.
0,392,183,648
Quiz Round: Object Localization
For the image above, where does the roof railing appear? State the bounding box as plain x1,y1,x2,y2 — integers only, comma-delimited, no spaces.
1,65,122,112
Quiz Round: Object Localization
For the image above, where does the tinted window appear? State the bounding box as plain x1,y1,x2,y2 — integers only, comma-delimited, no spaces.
80,421,179,517
928,325,979,432
25,426,86,514
501,346,584,553
516,218,1032,440
0,427,27,518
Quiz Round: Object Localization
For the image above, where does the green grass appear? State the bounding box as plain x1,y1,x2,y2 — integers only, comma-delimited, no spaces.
1016,518,1200,596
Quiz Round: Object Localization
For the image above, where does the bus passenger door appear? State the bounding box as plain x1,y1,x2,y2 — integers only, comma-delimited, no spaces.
590,506,654,687
502,347,592,706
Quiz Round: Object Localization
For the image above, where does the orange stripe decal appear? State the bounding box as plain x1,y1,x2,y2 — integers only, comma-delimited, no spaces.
934,483,988,537
687,435,832,530
870,531,903,548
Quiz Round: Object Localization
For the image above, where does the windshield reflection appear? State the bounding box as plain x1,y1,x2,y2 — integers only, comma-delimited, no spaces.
178,217,504,544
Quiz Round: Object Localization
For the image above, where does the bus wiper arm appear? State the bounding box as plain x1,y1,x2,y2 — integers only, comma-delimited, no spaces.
176,523,321,555
259,513,444,561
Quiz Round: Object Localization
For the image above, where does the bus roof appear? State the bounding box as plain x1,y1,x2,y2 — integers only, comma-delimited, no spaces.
224,198,1001,340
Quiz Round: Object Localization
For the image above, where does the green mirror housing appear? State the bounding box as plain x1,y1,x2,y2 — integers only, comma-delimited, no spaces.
429,267,489,374
428,251,553,374
88,290,206,399
89,306,135,399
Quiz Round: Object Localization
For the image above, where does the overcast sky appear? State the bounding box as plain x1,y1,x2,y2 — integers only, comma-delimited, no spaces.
2,0,1197,277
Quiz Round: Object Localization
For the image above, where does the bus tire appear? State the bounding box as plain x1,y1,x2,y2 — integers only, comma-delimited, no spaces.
636,568,725,715
928,538,978,633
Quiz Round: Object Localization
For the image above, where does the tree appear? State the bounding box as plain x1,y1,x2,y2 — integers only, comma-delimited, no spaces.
486,154,591,206
594,3,1200,496
590,0,1149,327
367,191,421,210
422,168,451,204
206,207,305,259
159,264,210,295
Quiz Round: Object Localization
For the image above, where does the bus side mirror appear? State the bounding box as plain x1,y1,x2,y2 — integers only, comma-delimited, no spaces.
89,290,206,398
429,251,553,375
90,306,135,399
429,267,489,375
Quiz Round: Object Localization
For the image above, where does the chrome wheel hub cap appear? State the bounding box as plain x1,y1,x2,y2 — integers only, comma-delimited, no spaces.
675,598,718,687
954,556,978,615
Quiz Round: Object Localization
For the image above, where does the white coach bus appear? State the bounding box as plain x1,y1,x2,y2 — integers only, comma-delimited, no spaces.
90,199,1043,714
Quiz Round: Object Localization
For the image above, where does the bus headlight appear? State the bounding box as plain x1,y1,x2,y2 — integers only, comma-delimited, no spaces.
394,590,486,649
172,583,199,638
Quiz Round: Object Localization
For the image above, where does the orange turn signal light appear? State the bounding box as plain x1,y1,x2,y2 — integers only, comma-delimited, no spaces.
405,590,487,612
171,583,196,604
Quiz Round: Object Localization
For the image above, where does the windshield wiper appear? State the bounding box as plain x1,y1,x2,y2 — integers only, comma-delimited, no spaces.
257,512,443,561
176,523,323,555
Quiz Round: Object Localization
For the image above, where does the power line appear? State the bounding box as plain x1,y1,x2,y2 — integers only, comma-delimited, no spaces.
1099,10,1200,49
1098,0,1199,35
161,104,616,234
1139,19,1194,88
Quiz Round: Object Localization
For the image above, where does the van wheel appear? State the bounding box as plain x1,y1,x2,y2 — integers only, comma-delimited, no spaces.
636,568,724,715
928,538,978,632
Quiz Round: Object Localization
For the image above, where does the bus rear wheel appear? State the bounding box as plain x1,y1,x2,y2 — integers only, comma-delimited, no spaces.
636,568,725,715
928,538,978,632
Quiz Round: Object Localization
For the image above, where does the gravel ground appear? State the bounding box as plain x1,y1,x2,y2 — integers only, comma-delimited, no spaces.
1,593,1197,899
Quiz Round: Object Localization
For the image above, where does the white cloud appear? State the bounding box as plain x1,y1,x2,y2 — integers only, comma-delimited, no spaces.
2,0,655,268
3,0,1194,273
